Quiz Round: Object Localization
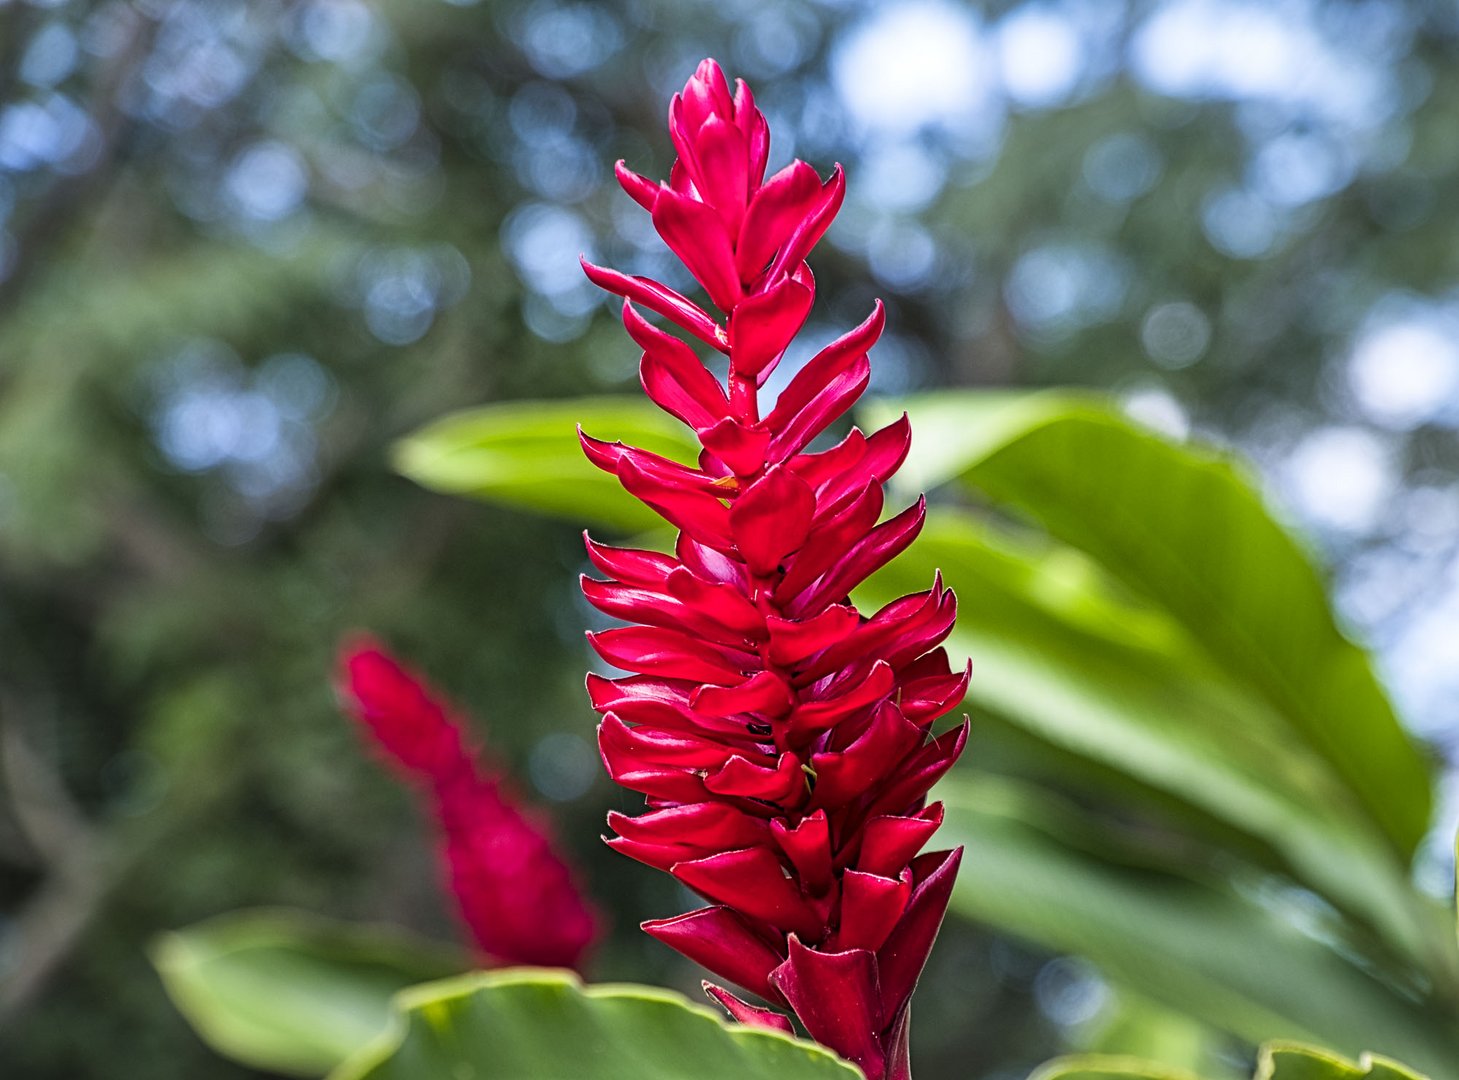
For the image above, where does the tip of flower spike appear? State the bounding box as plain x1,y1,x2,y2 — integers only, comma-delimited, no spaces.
689,58,733,103
337,631,384,672
336,635,472,783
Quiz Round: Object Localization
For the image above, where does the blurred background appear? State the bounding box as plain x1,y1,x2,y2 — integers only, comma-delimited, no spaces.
1,0,1458,1077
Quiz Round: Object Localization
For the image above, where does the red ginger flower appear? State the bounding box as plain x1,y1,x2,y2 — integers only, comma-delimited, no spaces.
579,60,969,1080
338,638,601,971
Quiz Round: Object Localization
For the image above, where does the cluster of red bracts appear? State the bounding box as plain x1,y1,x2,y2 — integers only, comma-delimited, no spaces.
338,639,601,971
579,60,969,1080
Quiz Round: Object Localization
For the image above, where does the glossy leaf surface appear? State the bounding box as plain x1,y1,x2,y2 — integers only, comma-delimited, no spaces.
871,391,1431,856
331,969,864,1080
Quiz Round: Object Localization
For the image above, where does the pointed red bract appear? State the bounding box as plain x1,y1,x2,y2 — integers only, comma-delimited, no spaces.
642,906,787,1003
730,267,814,380
579,59,967,1080
338,639,601,971
703,983,795,1034
771,936,885,1079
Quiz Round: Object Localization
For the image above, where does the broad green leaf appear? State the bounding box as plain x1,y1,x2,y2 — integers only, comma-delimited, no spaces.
1257,1044,1364,1080
1030,1055,1203,1080
1258,1043,1431,1080
1360,1059,1437,1080
871,391,1432,856
330,969,864,1080
394,397,697,533
1032,1039,1429,1080
936,776,1459,1079
151,909,463,1076
1032,1042,1433,1080
862,511,1439,969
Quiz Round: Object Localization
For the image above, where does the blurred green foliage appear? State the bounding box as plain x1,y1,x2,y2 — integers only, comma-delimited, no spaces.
3,1,1459,1079
151,909,462,1076
1033,1039,1432,1080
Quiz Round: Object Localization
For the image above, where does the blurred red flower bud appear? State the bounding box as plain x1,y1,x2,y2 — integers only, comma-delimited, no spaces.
338,638,602,971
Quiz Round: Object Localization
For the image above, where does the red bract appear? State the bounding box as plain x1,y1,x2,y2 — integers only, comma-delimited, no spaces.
338,638,601,971
580,59,968,1080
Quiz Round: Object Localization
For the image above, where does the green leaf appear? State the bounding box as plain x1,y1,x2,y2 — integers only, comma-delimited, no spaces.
861,510,1438,969
871,390,1432,857
151,908,464,1077
1361,1059,1437,1080
393,397,697,533
1030,1055,1204,1080
1031,1042,1433,1080
935,776,1459,1079
330,969,864,1080
1257,1043,1432,1080
1256,1044,1364,1080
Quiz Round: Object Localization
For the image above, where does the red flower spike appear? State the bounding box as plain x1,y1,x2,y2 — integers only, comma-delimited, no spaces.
580,59,967,1080
337,639,601,971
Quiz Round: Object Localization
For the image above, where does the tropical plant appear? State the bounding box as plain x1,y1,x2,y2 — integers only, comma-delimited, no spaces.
155,383,1459,1079
147,51,1456,1080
